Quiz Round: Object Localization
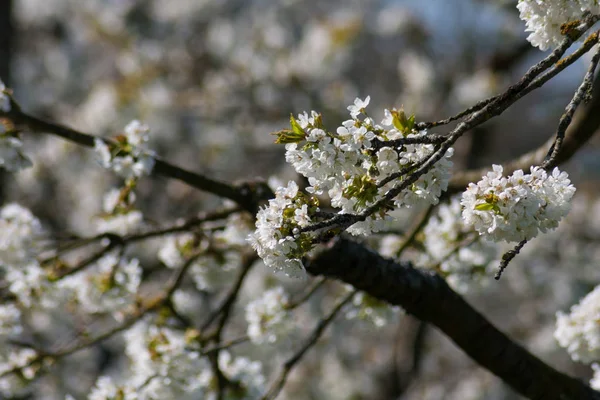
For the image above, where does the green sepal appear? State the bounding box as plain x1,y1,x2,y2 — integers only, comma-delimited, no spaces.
474,202,500,214
271,129,305,144
290,114,306,136
475,203,495,211
390,109,416,134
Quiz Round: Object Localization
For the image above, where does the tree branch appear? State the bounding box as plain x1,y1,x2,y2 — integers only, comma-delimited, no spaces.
2,109,273,213
449,39,600,192
306,238,600,400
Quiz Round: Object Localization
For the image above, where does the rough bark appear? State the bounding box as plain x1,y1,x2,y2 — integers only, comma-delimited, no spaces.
307,238,600,400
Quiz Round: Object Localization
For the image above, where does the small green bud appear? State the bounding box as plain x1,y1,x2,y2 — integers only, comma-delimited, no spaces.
390,109,416,135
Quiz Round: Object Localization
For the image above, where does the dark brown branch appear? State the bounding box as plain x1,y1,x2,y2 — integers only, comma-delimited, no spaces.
417,18,599,130
306,238,600,400
542,37,600,169
301,25,600,237
2,109,272,213
449,55,600,192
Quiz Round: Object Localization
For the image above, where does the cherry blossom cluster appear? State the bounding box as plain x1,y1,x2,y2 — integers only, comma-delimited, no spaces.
0,204,45,392
0,204,58,310
158,213,253,291
95,187,144,235
461,165,575,243
60,251,141,321
0,82,31,172
86,320,265,399
159,231,241,291
0,199,270,398
0,80,9,113
245,286,292,344
555,284,600,364
0,347,38,395
251,98,453,276
284,97,453,235
591,364,600,391
344,291,401,327
94,120,155,180
248,180,319,278
0,301,36,396
517,0,600,50
0,119,32,172
0,203,43,268
0,83,31,172
421,197,498,292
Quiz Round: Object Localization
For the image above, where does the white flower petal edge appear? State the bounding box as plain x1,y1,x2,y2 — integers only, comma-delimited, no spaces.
517,0,600,50
461,164,575,242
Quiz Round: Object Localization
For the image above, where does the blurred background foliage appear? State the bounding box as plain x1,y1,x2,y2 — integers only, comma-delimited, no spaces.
2,0,600,399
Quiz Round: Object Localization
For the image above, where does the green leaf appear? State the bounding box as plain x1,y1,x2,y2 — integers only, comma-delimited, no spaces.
390,108,416,134
290,114,305,136
271,129,305,144
475,203,495,211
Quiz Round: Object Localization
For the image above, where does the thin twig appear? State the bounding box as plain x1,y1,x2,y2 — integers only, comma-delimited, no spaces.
122,207,241,243
285,277,327,310
395,204,435,258
0,251,202,380
301,26,600,238
417,16,599,130
372,134,447,150
0,105,272,212
261,290,356,400
542,33,600,169
495,239,528,280
448,30,600,191
200,336,250,356
200,254,256,332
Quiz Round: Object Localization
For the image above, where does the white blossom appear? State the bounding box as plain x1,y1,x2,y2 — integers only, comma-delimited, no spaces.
284,100,453,236
0,133,32,172
96,188,143,235
190,251,240,291
122,321,264,398
124,119,150,148
158,233,238,291
158,233,195,269
93,120,155,180
94,138,112,168
88,376,138,400
0,304,22,336
0,348,38,395
248,180,314,277
461,165,575,242
5,262,52,308
214,212,255,246
245,286,292,344
0,203,43,267
344,291,400,327
256,98,454,273
96,210,143,236
590,363,600,391
102,189,121,214
422,197,498,292
555,285,600,364
0,80,10,113
517,0,600,50
218,351,265,398
124,321,212,396
61,252,142,319
0,204,55,308
347,96,370,118
110,151,155,179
